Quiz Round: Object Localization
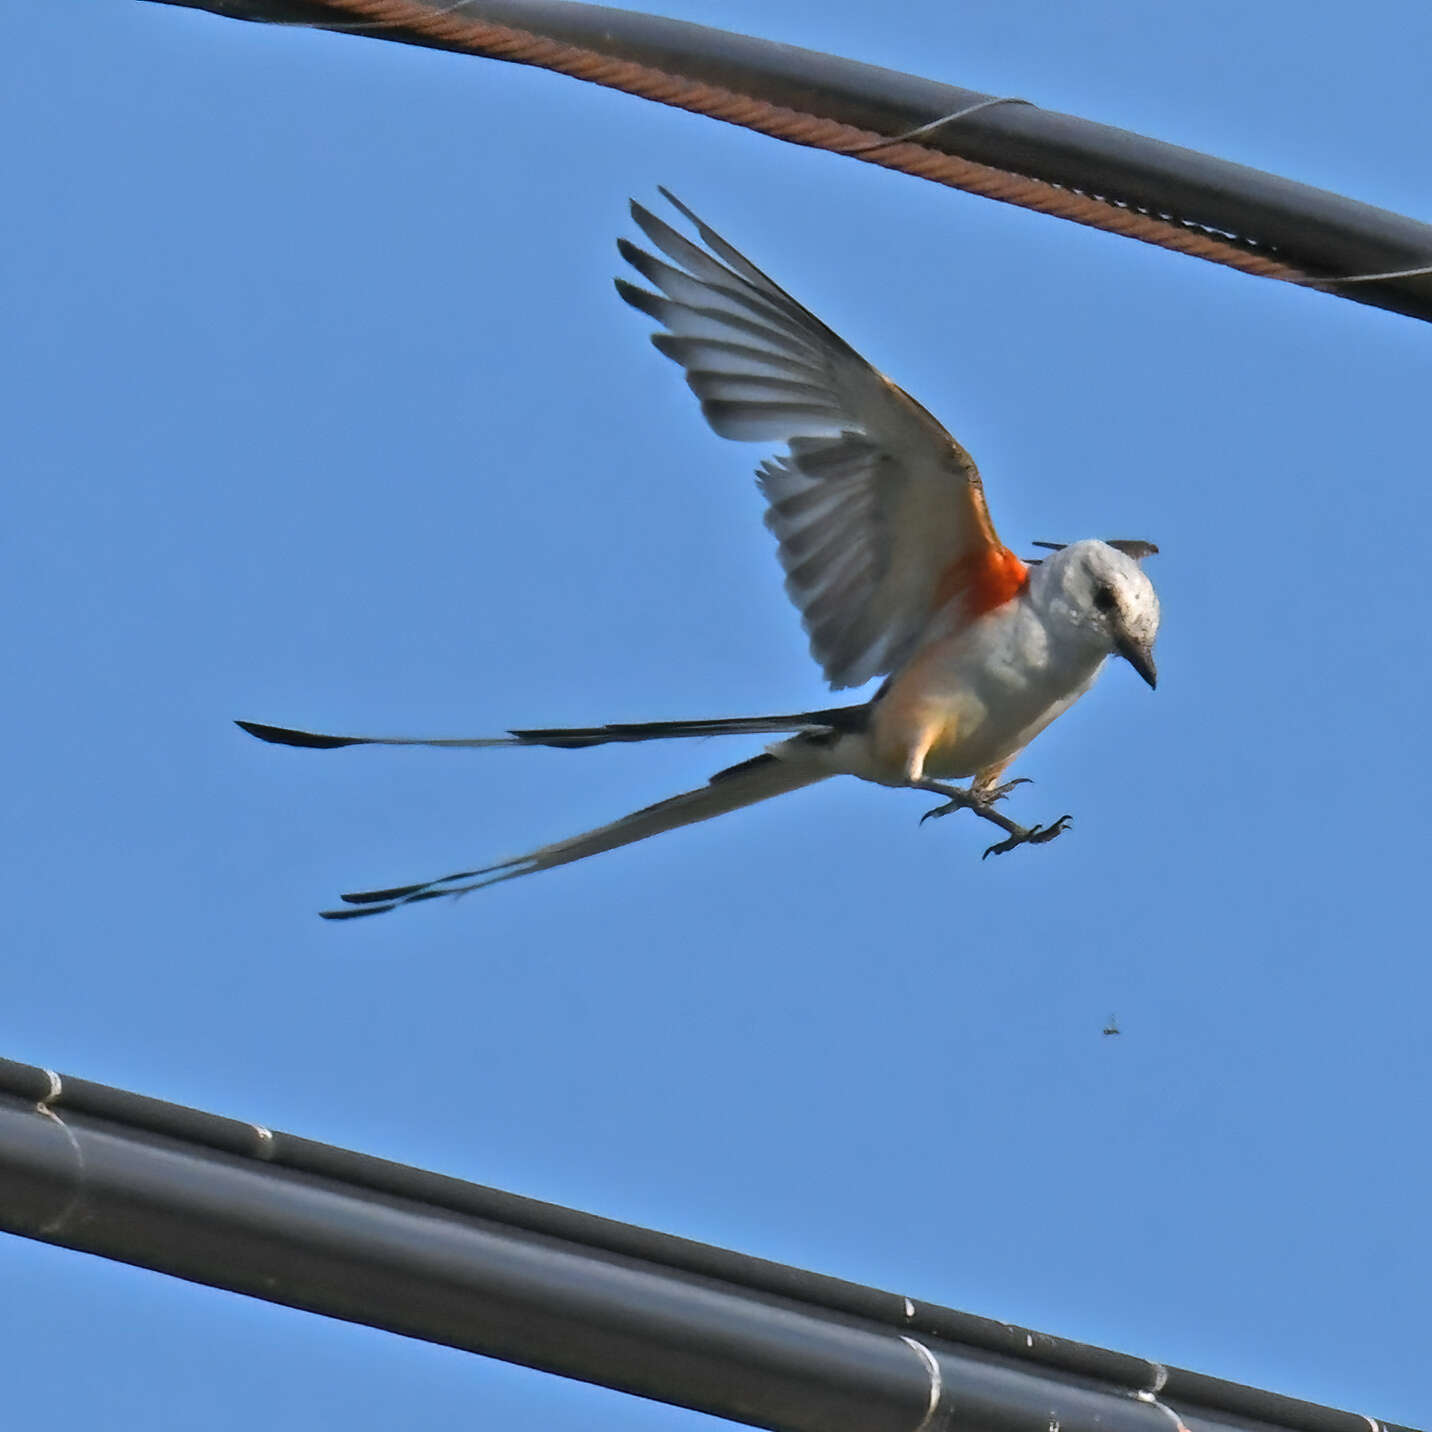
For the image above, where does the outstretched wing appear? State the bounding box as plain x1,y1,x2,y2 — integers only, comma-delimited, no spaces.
618,190,1023,690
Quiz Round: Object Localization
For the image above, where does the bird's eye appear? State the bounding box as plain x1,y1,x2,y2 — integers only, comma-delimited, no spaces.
1093,584,1117,612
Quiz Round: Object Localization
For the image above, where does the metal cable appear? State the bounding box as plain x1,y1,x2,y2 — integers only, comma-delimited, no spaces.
266,0,1315,283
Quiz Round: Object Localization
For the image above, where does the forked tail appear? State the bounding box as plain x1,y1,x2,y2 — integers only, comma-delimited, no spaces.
321,752,829,919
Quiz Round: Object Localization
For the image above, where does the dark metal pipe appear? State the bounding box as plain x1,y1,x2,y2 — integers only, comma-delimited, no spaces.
147,0,1432,322
0,1059,1415,1432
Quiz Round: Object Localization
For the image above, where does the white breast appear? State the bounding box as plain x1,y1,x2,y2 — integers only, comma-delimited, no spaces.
819,586,1111,784
932,597,1109,774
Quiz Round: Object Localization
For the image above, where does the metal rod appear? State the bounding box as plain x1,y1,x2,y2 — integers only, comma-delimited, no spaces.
0,1058,1414,1432
144,0,1432,322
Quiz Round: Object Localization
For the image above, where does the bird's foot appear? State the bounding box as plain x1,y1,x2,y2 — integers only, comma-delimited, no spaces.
913,779,1070,857
918,783,980,826
981,814,1072,859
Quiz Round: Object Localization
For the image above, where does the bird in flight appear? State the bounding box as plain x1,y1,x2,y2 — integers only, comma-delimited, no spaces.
240,190,1160,919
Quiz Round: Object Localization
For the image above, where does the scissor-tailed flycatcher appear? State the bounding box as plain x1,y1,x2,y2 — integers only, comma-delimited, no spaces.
240,190,1160,918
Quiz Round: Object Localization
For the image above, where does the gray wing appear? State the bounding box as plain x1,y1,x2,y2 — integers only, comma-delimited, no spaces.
617,190,1008,690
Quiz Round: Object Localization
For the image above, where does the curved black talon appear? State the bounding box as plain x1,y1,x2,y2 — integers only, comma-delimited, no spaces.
1028,814,1073,845
982,815,1073,859
920,796,983,827
978,776,1033,804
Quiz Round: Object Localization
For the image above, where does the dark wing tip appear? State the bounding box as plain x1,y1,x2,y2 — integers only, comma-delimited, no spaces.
656,186,694,223
236,720,362,750
320,903,394,920
613,277,664,320
617,240,670,294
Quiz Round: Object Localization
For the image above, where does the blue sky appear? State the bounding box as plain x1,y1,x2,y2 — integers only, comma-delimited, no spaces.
4,1,1430,1426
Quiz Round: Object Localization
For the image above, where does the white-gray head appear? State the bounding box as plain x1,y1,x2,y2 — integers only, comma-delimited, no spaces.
1030,539,1161,688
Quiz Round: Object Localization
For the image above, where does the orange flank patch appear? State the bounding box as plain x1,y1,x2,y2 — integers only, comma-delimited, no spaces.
932,545,1029,619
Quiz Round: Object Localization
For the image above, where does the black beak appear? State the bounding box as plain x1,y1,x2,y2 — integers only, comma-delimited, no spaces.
1115,632,1158,689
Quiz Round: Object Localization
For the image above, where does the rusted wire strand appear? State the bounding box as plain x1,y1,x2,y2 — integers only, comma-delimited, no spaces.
282,0,1318,284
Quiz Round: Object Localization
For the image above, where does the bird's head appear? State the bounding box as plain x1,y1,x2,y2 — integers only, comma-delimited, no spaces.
1034,539,1161,688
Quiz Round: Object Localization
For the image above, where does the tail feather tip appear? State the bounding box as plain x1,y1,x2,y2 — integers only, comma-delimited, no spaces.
237,719,357,750
340,883,431,905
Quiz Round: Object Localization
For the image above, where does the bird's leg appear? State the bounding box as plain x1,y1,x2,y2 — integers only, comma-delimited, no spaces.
970,756,1031,806
968,759,1071,855
912,778,1071,858
914,780,1017,832
901,737,1069,857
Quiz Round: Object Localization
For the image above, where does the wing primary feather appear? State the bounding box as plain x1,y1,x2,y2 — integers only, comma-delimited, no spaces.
629,204,809,329
629,204,748,288
650,335,825,384
654,190,818,311
699,399,849,441
617,239,797,331
683,373,837,407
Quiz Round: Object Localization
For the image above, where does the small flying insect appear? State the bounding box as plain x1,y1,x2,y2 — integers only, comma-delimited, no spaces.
1102,1015,1121,1037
